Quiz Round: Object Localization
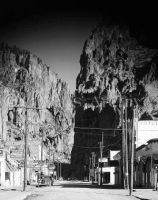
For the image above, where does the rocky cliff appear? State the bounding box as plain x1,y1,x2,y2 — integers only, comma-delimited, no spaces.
0,44,75,164
71,23,158,179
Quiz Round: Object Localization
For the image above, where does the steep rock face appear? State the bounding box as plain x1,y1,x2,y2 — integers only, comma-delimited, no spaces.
0,44,75,163
71,24,158,179
76,25,158,117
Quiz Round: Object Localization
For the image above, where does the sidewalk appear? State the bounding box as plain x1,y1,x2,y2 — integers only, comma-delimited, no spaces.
0,186,32,200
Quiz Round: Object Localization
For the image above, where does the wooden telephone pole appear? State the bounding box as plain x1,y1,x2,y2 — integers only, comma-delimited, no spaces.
23,107,28,191
121,97,125,188
121,97,129,190
100,132,104,186
129,107,135,195
91,152,96,182
122,96,138,195
125,98,129,190
129,104,138,196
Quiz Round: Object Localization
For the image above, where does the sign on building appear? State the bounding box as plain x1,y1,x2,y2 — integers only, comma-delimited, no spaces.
18,160,24,168
10,146,23,159
109,150,120,160
137,120,158,147
98,157,108,162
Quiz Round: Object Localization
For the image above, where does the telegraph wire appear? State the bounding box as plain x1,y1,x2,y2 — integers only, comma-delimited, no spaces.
103,138,122,152
74,131,119,136
73,145,106,149
72,138,122,149
74,127,122,131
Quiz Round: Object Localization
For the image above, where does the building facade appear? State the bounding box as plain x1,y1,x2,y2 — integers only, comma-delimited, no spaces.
135,138,158,188
93,150,119,185
0,118,49,187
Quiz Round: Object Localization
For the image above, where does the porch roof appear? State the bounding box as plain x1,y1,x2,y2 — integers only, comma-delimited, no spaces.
6,160,19,172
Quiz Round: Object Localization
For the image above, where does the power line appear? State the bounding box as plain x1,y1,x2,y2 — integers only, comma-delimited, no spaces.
103,138,122,151
74,131,119,136
75,118,115,122
72,138,122,149
73,145,105,149
74,127,122,131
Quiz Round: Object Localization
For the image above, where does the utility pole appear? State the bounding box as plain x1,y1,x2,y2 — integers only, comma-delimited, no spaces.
155,166,158,191
121,97,126,188
125,98,129,190
91,152,96,183
60,162,61,179
100,141,102,186
57,161,59,180
89,157,91,182
129,106,135,196
48,145,51,176
23,107,28,191
100,132,104,186
41,131,44,170
53,151,55,179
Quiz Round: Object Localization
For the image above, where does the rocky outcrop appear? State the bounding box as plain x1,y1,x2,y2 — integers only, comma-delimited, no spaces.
76,24,158,118
0,44,75,163
71,23,158,179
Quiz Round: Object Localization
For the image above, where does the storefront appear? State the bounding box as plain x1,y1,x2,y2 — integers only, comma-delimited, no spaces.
135,139,158,188
5,158,21,186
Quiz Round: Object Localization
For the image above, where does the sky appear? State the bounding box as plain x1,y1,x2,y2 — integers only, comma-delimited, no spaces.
0,2,104,92
0,1,158,93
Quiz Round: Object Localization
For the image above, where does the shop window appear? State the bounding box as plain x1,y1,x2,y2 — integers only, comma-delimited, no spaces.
5,172,10,180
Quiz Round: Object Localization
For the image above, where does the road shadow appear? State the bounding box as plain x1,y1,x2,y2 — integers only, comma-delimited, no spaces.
134,197,150,200
60,182,123,190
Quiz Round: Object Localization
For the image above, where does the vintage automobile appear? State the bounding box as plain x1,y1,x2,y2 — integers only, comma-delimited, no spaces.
37,172,54,186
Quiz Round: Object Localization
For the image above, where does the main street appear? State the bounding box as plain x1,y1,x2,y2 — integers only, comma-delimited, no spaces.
25,181,158,200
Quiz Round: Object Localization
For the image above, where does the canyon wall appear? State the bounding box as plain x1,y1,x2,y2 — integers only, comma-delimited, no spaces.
71,23,158,179
0,44,75,164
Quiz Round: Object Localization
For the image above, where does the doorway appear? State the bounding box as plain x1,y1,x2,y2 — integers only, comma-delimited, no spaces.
103,172,110,183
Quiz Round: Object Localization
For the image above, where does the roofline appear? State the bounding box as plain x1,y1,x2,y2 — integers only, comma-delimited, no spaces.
136,144,147,151
147,138,158,143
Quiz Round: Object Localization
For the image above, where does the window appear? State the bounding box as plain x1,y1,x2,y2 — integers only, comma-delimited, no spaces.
5,172,10,180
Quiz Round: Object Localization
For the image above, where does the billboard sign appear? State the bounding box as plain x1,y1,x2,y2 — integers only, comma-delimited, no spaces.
99,157,108,162
137,120,158,147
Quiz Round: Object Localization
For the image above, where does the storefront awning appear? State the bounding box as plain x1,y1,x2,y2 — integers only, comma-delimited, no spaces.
6,160,18,172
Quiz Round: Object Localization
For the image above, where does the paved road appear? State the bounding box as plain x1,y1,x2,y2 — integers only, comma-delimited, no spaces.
26,181,138,200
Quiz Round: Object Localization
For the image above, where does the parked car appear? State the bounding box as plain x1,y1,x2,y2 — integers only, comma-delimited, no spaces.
37,172,54,186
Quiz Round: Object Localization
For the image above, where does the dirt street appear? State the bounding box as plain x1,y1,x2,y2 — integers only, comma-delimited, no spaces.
26,181,140,200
